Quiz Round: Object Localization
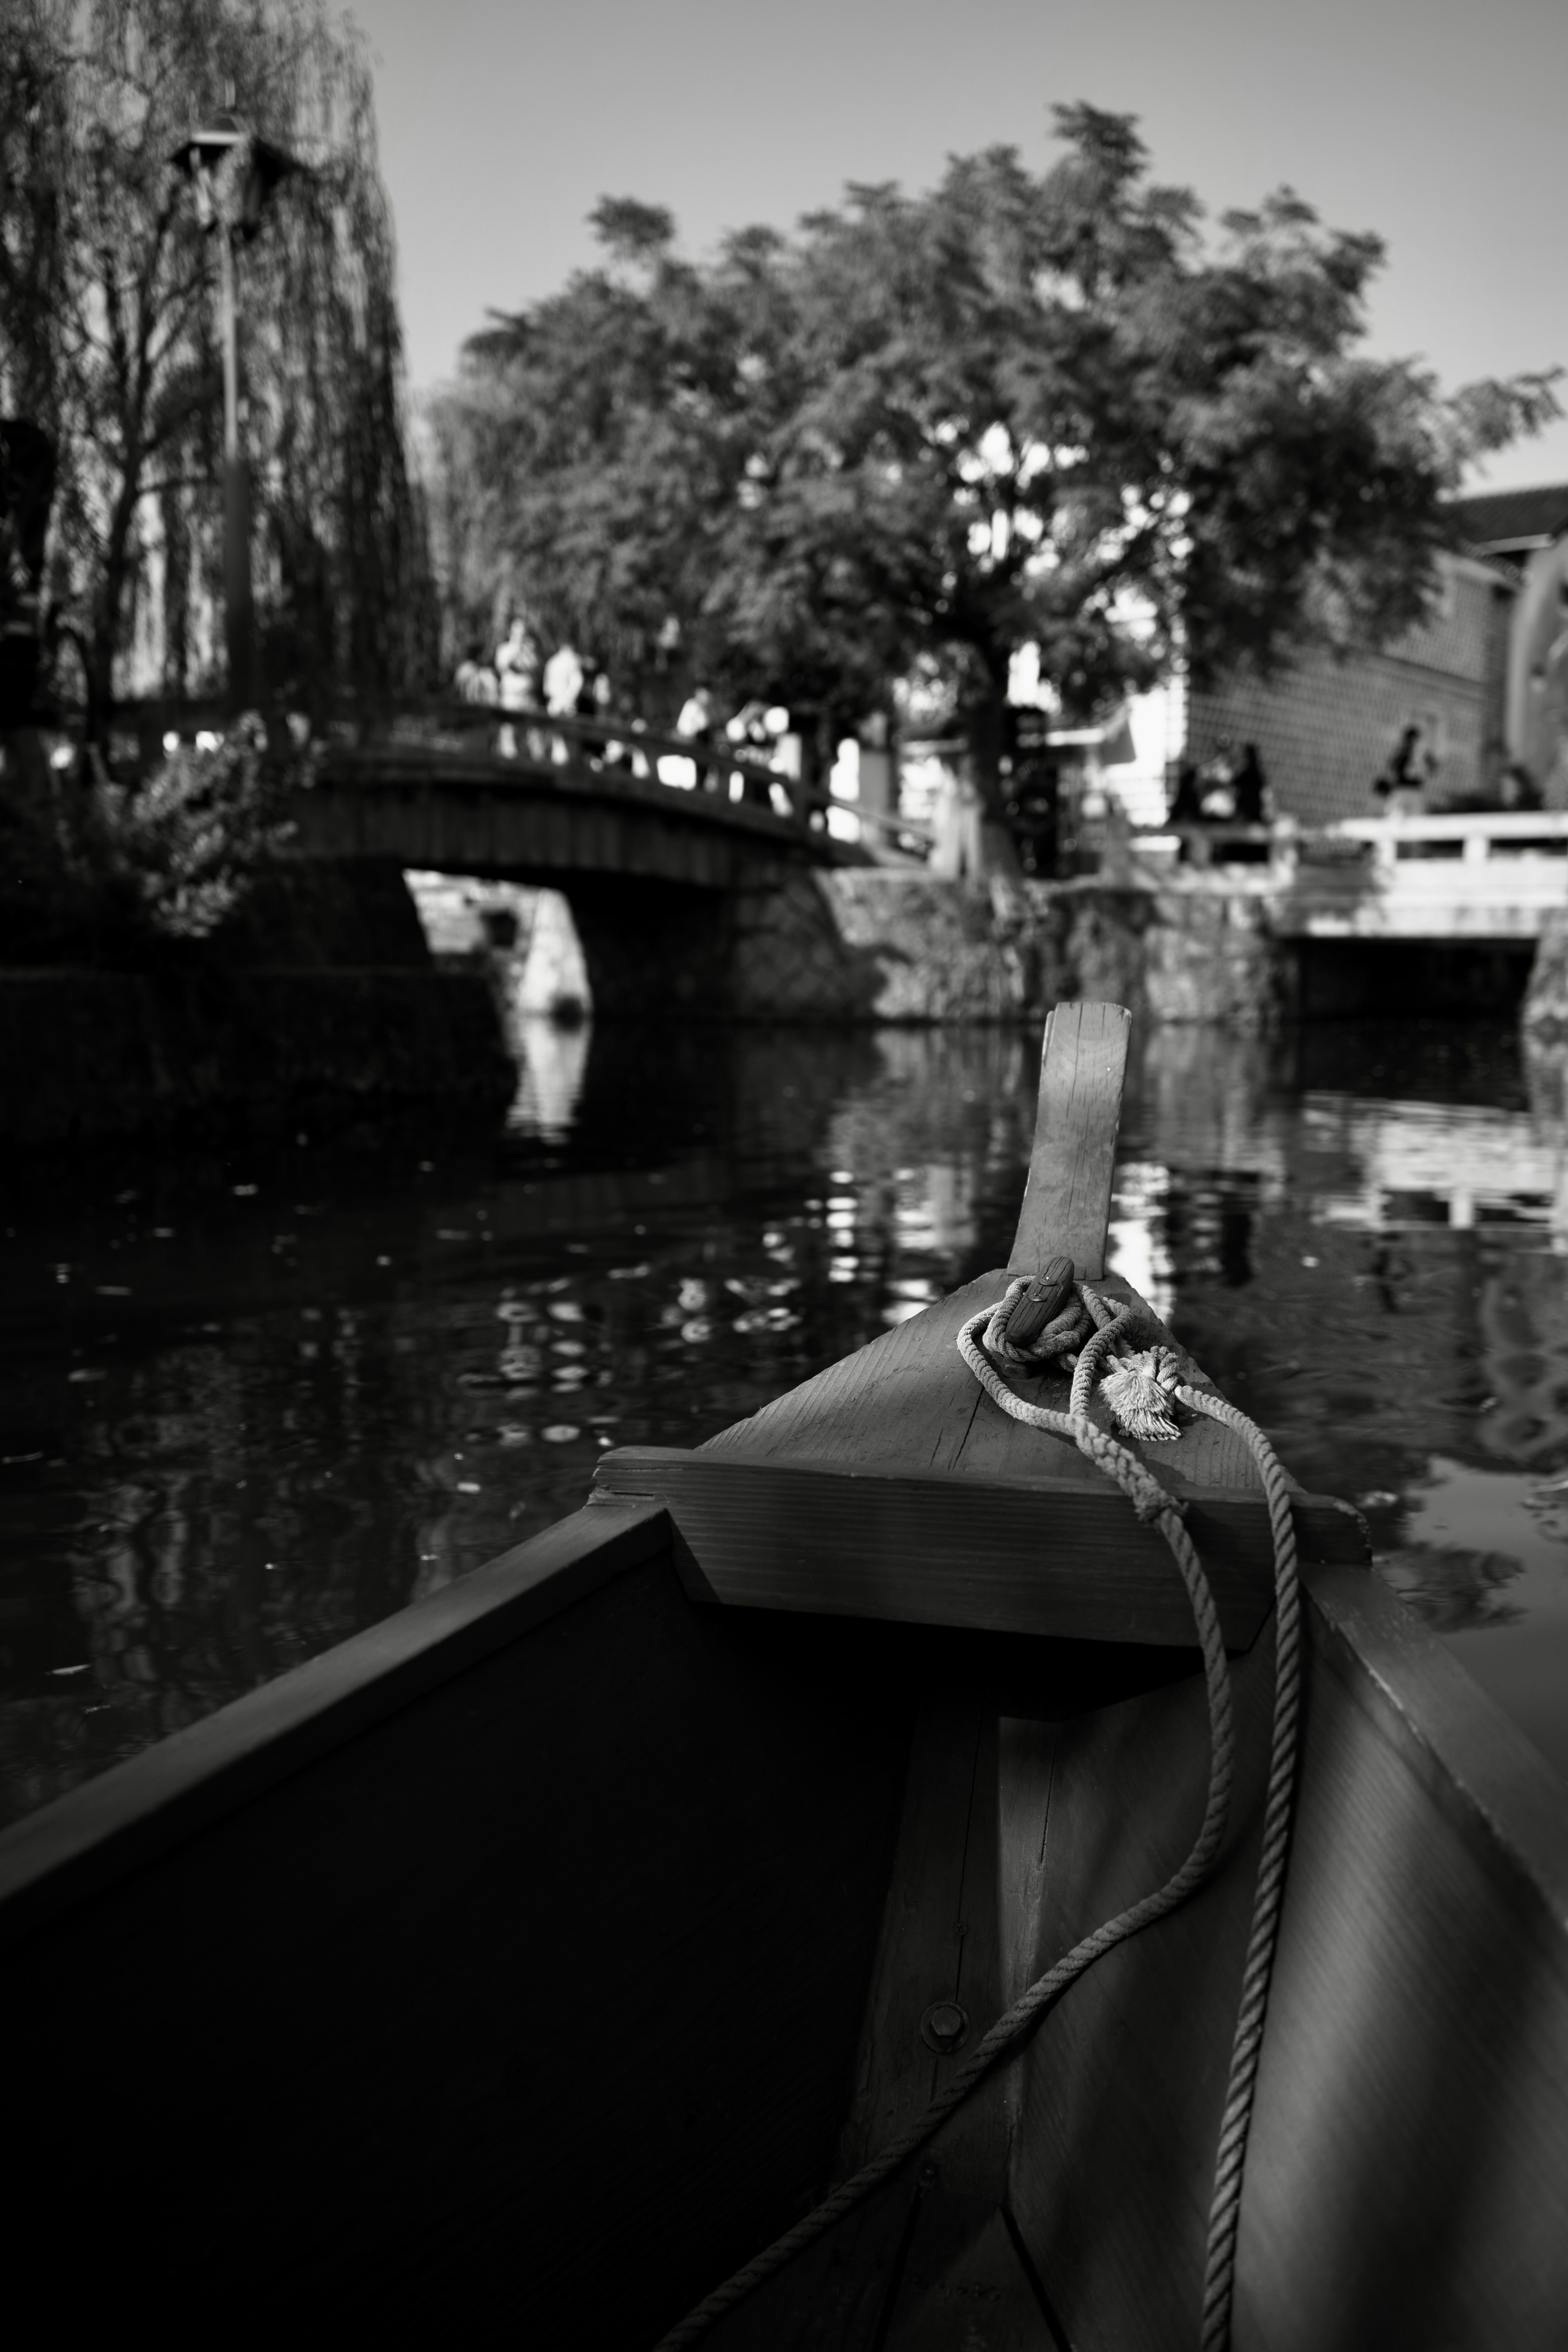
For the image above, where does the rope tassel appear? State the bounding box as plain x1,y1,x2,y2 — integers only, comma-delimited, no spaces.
1100,1344,1185,1441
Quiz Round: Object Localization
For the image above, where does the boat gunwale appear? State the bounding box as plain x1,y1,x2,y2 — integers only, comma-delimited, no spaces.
0,1489,1564,1983
0,1493,670,1955
1306,1561,1568,1936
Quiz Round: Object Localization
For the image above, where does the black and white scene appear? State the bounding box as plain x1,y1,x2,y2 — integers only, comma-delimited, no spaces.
3,0,1568,2339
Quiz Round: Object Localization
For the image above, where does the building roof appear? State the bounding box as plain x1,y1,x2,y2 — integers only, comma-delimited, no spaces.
1450,483,1568,552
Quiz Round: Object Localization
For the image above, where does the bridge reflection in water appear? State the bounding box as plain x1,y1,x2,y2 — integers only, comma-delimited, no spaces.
2,1015,1568,1830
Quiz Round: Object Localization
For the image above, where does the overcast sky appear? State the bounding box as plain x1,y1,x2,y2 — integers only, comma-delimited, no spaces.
349,0,1567,492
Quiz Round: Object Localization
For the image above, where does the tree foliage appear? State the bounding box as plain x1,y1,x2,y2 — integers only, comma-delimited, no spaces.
0,0,437,728
0,719,298,962
431,103,1560,794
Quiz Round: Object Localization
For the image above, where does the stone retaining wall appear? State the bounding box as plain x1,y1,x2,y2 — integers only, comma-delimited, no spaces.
784,872,1283,1028
408,859,1288,1029
1523,910,1568,1037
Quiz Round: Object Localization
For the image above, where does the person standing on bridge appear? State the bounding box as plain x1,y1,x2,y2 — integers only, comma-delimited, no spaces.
675,685,718,792
1168,760,1203,864
543,642,585,766
1374,723,1434,819
455,640,498,705
495,617,538,758
726,701,778,806
1233,743,1269,826
575,658,611,768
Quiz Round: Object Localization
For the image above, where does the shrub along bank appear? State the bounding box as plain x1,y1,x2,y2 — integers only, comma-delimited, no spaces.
0,727,514,1142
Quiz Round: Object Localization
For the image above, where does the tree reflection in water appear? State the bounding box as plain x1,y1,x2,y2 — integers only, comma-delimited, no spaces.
2,1012,1567,1826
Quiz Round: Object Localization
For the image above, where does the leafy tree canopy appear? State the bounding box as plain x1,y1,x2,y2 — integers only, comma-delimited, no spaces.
431,102,1559,806
0,0,437,729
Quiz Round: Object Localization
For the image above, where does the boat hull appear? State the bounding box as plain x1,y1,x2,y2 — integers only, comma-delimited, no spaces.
0,1492,1562,2345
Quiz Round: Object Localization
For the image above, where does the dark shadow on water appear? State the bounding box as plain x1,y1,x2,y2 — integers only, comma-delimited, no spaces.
528,1020,888,1176
1275,1017,1527,1111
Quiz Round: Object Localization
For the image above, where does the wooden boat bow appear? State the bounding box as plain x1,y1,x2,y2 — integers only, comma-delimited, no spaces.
590,999,1368,1654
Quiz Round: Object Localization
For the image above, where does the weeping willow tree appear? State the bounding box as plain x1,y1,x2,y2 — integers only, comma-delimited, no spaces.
0,0,437,733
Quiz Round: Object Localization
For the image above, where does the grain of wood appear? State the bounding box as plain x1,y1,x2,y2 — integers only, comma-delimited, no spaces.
1010,1002,1132,1278
835,1702,1005,2193
697,1278,995,1471
701,2174,918,2350
881,2190,1061,2349
593,1450,1363,1650
1003,1619,1282,2350
698,1259,1357,1527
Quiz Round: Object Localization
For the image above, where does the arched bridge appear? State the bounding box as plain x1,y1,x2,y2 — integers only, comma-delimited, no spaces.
290,703,880,1018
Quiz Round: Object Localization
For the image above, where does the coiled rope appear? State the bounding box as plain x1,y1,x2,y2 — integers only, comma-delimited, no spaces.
656,1279,1252,2352
1181,1381,1300,2352
969,1277,1304,2352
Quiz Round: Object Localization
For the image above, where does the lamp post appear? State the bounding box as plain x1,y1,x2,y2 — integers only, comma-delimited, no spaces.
171,104,303,717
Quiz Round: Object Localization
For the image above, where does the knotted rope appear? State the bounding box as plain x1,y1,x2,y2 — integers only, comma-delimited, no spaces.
974,1276,1304,2352
656,1281,1243,2352
1180,1381,1300,2352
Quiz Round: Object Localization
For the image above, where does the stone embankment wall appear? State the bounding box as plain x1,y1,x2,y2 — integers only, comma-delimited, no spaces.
748,871,1284,1029
404,861,1284,1028
1523,910,1568,1037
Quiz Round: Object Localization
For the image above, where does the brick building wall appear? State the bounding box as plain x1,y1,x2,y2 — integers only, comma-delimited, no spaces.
1185,556,1513,823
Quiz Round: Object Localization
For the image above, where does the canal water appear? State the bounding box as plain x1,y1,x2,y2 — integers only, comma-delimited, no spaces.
2,1013,1566,1830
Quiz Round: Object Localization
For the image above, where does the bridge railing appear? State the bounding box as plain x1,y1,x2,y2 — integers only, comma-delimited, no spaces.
78,692,828,835
1312,811,1568,867
82,694,948,861
1132,822,1276,868
1127,809,1568,938
1133,810,1568,877
368,698,820,833
344,701,952,861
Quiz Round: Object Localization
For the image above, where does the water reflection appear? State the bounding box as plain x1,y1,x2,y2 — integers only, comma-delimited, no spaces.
0,1026,1033,1826
510,1015,592,1143
1112,1018,1568,1780
2,1013,1567,1827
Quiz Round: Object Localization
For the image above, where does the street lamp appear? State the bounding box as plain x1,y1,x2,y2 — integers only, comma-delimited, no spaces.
171,102,304,716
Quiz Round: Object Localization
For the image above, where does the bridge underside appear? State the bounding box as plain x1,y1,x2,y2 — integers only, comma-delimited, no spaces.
1283,935,1535,1019
292,755,877,1020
